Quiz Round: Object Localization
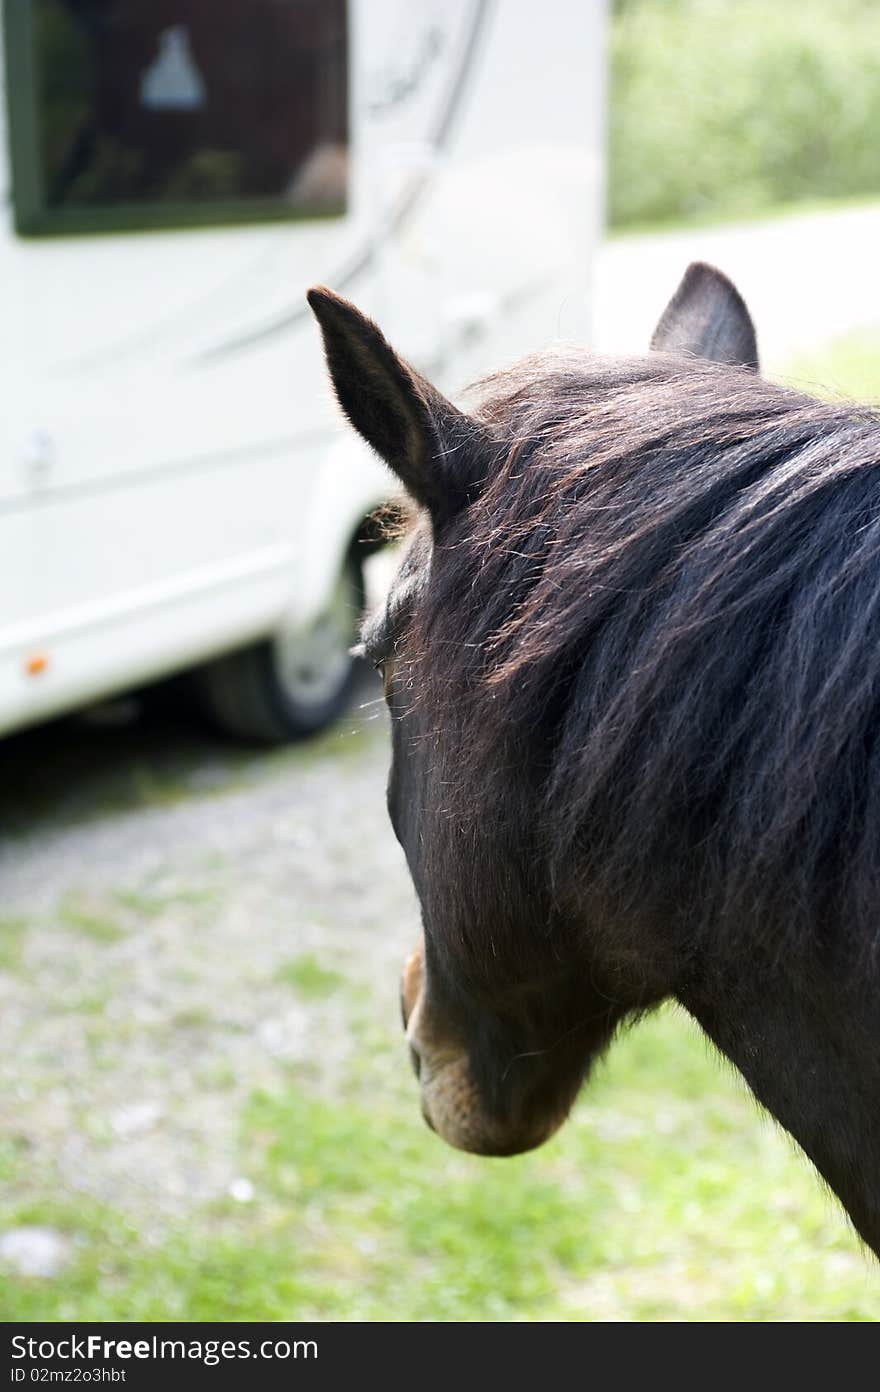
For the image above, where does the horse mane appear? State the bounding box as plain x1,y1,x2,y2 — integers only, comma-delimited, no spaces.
417,351,880,969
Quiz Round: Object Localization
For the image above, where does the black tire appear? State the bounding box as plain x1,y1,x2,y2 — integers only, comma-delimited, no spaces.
192,554,364,743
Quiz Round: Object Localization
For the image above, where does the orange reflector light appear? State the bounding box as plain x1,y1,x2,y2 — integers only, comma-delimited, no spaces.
25,653,49,677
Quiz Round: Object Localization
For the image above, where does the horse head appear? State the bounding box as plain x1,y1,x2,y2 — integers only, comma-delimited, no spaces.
307,265,760,1155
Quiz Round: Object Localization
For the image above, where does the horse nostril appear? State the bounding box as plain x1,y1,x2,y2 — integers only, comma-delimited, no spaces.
408,1040,422,1080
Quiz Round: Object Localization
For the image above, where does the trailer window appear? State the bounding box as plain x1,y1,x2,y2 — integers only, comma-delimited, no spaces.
3,0,348,235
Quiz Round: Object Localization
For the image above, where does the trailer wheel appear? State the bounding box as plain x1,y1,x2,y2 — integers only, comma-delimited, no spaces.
193,554,364,742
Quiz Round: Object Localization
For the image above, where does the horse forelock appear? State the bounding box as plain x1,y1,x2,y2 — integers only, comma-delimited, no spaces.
409,352,880,972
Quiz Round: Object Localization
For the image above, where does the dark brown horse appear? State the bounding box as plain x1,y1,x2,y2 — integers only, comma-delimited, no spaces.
308,264,880,1256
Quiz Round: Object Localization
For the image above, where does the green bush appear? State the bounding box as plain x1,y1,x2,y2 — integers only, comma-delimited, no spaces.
610,0,880,228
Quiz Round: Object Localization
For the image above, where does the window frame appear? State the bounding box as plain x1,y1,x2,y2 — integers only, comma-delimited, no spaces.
3,0,348,238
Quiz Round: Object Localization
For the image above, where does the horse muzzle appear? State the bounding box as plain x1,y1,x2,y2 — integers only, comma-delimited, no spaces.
400,942,563,1157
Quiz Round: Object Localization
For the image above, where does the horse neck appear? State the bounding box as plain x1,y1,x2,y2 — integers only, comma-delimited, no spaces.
679,959,880,1257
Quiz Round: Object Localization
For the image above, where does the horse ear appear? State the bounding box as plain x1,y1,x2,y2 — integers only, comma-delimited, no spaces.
651,261,759,371
307,286,486,523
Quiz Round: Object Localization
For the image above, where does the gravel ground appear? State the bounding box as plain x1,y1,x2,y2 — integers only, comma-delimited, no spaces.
0,675,418,1243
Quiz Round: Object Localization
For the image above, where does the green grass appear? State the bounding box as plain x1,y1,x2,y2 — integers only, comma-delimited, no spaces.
58,895,125,944
2,1007,873,1322
114,883,220,918
275,954,345,999
611,0,880,229
609,190,880,242
0,916,30,972
779,327,880,404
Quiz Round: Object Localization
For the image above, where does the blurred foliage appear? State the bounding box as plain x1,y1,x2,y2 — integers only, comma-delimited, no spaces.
610,0,880,228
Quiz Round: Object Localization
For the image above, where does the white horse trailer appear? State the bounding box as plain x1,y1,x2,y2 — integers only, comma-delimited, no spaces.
0,0,606,741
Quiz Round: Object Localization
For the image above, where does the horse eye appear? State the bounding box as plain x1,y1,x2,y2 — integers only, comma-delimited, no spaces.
373,657,386,677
